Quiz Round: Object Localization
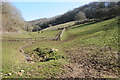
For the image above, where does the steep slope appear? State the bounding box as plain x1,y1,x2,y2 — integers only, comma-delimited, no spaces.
2,2,25,32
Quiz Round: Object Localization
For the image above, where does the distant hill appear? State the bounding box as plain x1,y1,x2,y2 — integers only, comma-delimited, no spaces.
29,2,119,31
29,18,48,25
1,2,119,32
1,2,26,33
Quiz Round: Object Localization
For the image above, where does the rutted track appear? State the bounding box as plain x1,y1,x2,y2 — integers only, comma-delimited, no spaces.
53,28,65,41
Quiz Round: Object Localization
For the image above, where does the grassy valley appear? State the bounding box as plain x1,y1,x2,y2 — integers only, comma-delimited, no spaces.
1,17,119,78
1,1,120,79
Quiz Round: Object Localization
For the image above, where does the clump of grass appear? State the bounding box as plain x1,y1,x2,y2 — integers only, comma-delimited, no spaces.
25,47,65,62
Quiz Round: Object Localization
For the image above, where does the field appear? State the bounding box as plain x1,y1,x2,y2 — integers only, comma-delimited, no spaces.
1,17,119,78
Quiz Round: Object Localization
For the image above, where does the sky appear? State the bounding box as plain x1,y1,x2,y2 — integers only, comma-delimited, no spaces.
11,2,91,21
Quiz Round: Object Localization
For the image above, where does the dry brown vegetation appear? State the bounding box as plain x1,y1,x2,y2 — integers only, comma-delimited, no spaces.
2,2,25,32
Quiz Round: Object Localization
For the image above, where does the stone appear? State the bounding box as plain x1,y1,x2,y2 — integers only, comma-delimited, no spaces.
4,74,7,76
20,70,25,73
8,73,12,76
17,72,22,76
52,48,58,52
26,57,33,61
55,49,58,52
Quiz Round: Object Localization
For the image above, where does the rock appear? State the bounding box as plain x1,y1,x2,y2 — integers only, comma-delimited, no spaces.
55,49,58,52
4,74,8,76
17,72,22,76
20,70,25,73
26,57,33,61
8,73,12,76
51,48,58,52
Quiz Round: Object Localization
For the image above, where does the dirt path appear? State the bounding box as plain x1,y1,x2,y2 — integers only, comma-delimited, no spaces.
53,28,65,41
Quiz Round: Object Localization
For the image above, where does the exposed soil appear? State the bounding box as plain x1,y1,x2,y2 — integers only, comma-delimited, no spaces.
61,46,119,78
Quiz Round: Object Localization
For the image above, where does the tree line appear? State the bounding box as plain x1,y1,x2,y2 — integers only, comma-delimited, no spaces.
1,2,119,32
30,2,119,31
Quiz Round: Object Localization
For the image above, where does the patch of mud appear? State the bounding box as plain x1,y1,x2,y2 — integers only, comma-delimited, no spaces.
62,46,119,78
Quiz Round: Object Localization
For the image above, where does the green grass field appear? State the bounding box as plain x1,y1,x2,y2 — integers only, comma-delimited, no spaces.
43,21,76,30
1,17,119,78
60,17,119,78
62,17,118,49
2,29,61,38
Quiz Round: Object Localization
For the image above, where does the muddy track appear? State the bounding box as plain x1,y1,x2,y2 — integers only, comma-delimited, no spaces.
53,28,65,41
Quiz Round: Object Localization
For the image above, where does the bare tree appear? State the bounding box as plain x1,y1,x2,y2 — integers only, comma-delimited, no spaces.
75,11,86,20
2,2,25,32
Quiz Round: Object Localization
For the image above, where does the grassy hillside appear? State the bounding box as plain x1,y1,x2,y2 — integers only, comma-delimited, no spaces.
60,17,119,78
62,17,118,49
2,17,119,78
43,21,76,31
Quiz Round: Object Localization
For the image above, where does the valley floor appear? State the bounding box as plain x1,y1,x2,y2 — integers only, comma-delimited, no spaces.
1,17,119,78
